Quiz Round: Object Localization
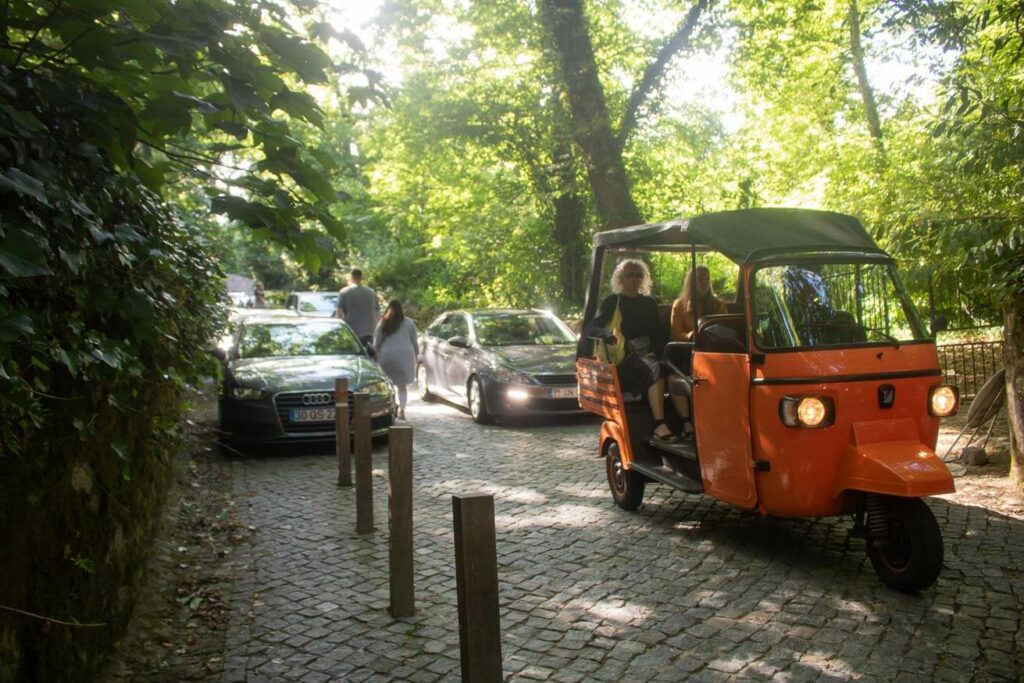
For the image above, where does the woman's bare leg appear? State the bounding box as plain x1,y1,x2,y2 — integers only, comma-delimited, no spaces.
648,379,672,437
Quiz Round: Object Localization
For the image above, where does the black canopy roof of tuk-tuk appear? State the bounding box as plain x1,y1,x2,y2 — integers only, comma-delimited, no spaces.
592,208,884,263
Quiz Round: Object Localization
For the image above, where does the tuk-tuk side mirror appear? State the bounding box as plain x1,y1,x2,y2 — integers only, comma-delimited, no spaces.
448,336,470,349
930,315,949,336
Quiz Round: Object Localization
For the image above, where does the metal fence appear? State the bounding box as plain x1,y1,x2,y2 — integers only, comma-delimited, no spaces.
938,341,1005,402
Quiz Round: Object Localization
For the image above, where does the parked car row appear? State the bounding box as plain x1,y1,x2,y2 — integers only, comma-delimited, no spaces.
210,304,588,450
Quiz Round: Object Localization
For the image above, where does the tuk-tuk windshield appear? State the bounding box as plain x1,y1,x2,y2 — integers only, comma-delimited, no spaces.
753,262,927,349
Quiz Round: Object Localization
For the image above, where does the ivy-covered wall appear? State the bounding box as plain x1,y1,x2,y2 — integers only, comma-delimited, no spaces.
0,69,223,681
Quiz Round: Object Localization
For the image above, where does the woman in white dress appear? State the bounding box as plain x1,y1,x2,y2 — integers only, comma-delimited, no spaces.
373,300,419,420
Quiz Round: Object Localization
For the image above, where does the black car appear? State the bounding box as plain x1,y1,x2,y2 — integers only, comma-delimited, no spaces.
218,317,396,447
416,309,582,423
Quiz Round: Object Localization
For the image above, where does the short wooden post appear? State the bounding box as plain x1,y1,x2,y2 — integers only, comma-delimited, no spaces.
354,393,374,534
388,426,414,617
335,378,351,487
453,494,502,683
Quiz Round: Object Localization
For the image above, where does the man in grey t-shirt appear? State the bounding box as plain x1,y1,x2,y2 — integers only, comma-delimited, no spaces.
335,268,380,341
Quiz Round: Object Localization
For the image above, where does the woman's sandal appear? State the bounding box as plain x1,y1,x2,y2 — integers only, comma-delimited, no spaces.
652,419,681,443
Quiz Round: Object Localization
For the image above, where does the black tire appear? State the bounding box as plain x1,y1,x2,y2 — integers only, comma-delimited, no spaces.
468,376,493,424
866,496,944,593
416,364,435,402
605,441,645,511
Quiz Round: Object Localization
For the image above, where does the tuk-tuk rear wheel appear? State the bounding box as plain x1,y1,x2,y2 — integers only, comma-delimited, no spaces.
605,441,644,511
866,496,943,593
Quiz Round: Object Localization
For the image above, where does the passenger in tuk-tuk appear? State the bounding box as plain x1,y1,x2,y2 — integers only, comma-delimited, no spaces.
587,259,676,442
668,266,728,438
670,266,727,342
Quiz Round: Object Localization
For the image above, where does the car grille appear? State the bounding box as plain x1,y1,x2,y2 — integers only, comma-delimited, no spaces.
275,390,352,435
533,373,577,386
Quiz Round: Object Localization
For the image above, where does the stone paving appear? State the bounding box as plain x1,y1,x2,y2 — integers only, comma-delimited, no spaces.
213,397,1024,682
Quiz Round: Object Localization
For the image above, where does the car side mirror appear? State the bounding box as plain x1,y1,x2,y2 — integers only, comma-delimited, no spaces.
210,347,227,362
930,315,949,336
448,336,470,349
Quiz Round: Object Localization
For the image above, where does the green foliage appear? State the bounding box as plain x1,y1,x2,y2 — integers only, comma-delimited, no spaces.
0,67,223,457
0,0,381,269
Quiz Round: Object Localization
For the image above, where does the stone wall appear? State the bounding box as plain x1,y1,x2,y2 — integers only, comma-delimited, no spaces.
0,383,179,682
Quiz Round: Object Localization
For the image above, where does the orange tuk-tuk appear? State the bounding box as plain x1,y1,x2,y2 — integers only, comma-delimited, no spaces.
577,208,959,592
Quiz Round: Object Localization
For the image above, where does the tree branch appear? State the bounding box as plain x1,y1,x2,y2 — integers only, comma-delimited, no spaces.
848,0,885,155
0,604,106,628
13,0,64,68
616,0,709,146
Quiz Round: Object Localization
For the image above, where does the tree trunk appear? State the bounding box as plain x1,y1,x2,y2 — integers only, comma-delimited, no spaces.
1005,294,1024,490
553,184,586,306
539,0,643,230
847,0,885,157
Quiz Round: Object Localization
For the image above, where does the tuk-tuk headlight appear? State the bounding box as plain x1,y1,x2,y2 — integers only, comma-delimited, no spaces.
779,395,834,429
929,385,959,417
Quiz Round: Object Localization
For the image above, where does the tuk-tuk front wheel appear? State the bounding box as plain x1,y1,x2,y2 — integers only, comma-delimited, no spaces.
606,441,645,511
866,496,943,593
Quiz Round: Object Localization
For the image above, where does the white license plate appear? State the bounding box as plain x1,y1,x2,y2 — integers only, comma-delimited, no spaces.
290,407,335,422
549,387,577,399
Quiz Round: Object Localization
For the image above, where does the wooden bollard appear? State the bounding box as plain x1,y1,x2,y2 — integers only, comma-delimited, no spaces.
388,426,414,617
335,378,351,487
354,394,374,534
453,494,502,683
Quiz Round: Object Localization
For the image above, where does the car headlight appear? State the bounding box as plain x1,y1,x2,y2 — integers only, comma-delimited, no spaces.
232,386,266,400
359,380,391,397
779,395,834,429
492,366,532,384
929,385,959,417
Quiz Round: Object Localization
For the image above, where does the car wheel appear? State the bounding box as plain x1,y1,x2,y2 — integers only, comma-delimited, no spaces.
417,364,435,401
866,496,943,593
606,440,644,510
468,376,493,424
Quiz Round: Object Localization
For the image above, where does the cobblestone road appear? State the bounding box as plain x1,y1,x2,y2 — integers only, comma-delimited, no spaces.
219,398,1024,682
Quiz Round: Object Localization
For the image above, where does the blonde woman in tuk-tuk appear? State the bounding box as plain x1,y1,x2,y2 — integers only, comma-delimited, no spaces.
586,259,677,442
670,266,727,342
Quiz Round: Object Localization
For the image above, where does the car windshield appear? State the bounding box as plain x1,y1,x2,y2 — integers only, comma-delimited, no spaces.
298,294,337,313
473,313,576,346
238,322,362,358
753,262,927,349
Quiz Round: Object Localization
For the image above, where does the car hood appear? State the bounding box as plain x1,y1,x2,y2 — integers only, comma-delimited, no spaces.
487,345,578,374
229,355,386,392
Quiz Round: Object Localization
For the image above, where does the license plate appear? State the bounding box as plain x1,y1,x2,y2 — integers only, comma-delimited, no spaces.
290,407,335,422
549,387,577,399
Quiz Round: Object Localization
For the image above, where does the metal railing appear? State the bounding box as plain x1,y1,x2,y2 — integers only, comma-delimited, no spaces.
937,341,1004,402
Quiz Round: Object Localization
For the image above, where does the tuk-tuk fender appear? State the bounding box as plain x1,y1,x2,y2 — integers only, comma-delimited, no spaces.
834,441,955,498
599,420,632,465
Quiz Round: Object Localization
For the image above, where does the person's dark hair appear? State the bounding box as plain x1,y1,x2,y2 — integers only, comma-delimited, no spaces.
350,268,362,279
380,299,404,338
